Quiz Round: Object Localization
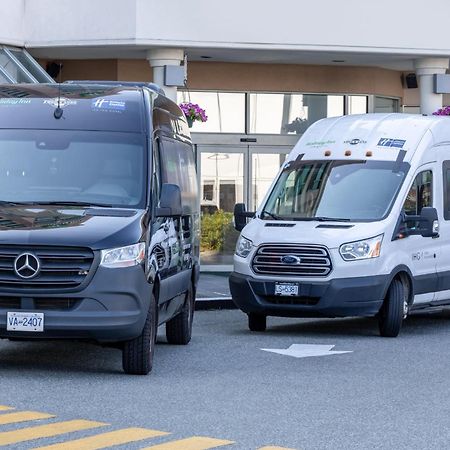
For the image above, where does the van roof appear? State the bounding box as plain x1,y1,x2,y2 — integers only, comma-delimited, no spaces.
0,83,176,133
290,113,450,164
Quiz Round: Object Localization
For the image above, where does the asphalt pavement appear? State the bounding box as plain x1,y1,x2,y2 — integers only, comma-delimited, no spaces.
1,308,450,449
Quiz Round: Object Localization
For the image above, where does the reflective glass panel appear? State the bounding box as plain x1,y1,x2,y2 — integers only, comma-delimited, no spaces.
263,160,409,221
374,97,399,113
0,130,146,208
200,152,243,265
0,49,35,83
251,153,287,210
9,50,53,83
177,91,245,133
348,95,367,114
249,93,344,135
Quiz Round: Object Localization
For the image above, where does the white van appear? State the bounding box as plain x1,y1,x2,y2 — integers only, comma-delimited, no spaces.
229,113,450,337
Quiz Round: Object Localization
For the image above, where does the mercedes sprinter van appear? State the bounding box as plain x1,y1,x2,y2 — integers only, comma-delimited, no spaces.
230,113,450,337
0,83,199,374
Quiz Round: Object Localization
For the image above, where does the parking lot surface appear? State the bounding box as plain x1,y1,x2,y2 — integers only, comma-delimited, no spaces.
1,308,450,449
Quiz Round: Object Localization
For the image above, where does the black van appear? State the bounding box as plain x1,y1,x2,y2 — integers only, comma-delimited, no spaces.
0,83,199,374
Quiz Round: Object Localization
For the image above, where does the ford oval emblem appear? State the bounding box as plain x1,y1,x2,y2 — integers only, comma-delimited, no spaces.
281,255,302,265
350,139,360,145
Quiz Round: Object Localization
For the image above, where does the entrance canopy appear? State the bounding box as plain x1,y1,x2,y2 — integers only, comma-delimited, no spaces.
0,47,54,84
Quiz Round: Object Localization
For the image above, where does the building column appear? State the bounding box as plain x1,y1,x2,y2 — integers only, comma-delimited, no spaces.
414,58,449,114
146,48,184,102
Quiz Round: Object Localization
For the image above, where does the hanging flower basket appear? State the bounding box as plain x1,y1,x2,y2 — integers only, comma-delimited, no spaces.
179,102,208,128
433,106,450,116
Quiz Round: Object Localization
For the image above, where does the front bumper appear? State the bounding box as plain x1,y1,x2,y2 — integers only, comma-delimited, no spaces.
229,272,387,318
0,265,152,342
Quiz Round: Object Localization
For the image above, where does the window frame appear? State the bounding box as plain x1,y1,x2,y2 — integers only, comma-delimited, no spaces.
402,169,433,217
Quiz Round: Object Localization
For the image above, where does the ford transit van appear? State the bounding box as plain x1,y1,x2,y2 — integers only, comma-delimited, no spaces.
230,113,450,337
0,83,199,374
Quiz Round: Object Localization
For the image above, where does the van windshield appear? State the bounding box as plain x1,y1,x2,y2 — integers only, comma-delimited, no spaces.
0,130,146,208
263,160,409,222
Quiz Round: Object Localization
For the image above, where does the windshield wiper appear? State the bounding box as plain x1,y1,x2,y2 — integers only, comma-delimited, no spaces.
20,201,113,208
289,216,351,222
312,216,351,222
260,210,283,220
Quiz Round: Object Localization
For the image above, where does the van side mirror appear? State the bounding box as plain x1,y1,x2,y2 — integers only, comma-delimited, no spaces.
234,203,255,232
418,207,439,238
399,206,439,239
155,183,182,217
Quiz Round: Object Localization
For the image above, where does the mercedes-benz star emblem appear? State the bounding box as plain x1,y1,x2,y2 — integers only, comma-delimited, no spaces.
14,253,41,279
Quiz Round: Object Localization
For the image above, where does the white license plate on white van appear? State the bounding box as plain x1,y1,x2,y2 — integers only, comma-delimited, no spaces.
274,283,299,296
7,312,44,332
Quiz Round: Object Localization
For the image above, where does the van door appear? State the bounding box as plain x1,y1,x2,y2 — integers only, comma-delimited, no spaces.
401,166,438,306
156,137,195,317
433,150,450,303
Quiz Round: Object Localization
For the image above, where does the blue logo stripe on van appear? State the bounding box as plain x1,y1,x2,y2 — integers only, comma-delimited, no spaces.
377,138,406,148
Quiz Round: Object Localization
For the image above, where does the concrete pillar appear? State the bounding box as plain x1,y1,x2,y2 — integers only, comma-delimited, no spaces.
146,48,184,102
414,58,450,114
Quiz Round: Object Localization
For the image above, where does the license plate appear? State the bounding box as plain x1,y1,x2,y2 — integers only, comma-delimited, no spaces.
7,312,44,332
274,283,299,296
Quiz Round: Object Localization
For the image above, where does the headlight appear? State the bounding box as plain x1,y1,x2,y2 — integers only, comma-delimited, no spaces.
100,243,146,268
235,235,253,258
339,234,383,261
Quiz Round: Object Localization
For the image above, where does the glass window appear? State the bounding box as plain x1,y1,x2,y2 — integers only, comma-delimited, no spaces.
8,50,53,83
444,163,450,220
249,93,344,135
348,96,367,114
0,130,146,208
160,139,198,213
177,91,245,133
374,96,399,113
263,160,409,221
403,171,433,216
0,49,33,83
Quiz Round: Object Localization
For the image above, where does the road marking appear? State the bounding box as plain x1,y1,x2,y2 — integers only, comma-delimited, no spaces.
0,411,55,425
142,436,234,449
259,447,297,450
0,419,107,446
261,344,352,359
0,405,14,411
34,427,169,450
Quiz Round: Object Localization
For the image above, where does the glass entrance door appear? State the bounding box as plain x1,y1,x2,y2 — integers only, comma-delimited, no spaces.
197,144,291,270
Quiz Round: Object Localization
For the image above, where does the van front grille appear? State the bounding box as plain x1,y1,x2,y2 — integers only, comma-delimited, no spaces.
252,244,332,277
0,297,78,310
0,246,94,290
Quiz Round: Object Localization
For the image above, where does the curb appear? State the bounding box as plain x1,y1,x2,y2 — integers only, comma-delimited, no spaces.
195,298,237,310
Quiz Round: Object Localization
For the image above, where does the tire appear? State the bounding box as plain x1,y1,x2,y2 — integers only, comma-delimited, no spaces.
248,313,267,332
166,282,195,345
122,291,157,375
378,279,405,338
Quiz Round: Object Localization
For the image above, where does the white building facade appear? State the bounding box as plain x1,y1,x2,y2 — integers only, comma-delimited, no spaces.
1,0,450,269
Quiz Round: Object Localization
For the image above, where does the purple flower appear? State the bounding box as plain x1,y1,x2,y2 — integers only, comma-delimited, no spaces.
433,106,450,116
179,102,208,123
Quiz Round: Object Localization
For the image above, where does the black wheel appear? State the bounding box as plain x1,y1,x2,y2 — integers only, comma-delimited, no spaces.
378,279,406,338
122,292,157,375
166,282,195,345
248,313,266,332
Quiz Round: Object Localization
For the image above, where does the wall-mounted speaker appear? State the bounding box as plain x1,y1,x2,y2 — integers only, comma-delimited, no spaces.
402,73,418,89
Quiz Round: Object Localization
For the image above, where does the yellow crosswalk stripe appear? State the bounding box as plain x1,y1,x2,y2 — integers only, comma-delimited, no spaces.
34,427,169,450
0,419,107,446
141,436,234,450
0,411,55,425
0,405,14,411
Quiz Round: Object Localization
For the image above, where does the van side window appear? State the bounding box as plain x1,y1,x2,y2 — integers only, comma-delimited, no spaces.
160,138,198,214
443,161,450,220
403,170,432,216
